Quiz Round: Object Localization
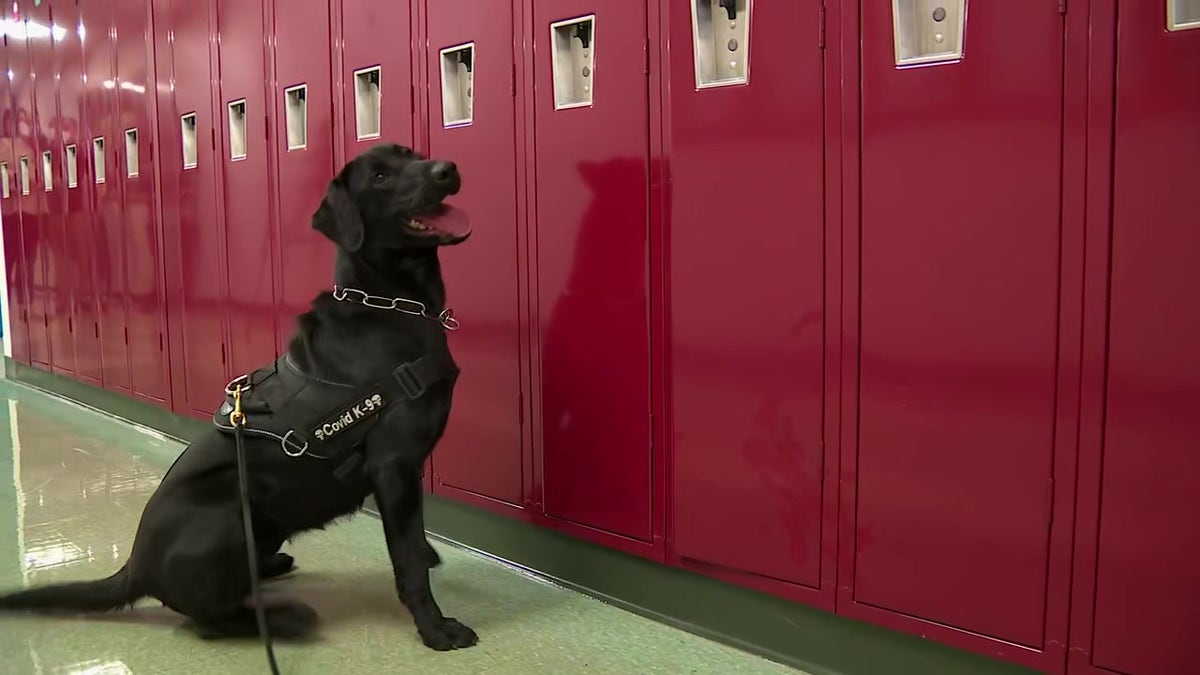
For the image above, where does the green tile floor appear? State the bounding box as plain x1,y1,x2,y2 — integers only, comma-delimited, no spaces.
0,379,802,674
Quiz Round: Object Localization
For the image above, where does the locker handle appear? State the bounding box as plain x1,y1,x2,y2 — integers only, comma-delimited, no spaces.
719,0,737,21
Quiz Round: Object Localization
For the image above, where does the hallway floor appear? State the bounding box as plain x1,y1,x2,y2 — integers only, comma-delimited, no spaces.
0,379,800,674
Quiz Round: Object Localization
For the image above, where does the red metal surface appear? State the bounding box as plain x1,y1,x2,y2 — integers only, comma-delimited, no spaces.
54,1,104,384
1071,4,1200,674
81,0,132,392
532,0,653,542
846,0,1071,662
667,0,826,591
10,6,52,368
217,0,278,377
114,0,169,404
27,1,74,376
0,34,32,365
424,0,525,508
270,0,335,348
339,2,415,154
153,0,230,418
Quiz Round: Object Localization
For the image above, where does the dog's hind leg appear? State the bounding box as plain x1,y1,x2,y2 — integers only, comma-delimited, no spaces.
187,600,319,640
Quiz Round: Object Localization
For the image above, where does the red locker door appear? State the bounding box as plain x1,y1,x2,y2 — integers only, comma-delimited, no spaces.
10,10,52,368
54,1,102,384
1077,5,1200,674
155,0,229,417
272,0,335,345
425,0,524,507
0,36,32,364
114,0,169,404
340,2,415,155
850,1,1068,658
218,0,278,376
533,1,653,541
669,2,827,591
82,0,133,392
27,1,75,376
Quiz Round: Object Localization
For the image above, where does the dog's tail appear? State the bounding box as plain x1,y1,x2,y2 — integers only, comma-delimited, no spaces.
0,564,143,613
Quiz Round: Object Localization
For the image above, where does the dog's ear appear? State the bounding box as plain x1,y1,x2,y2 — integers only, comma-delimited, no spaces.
312,171,364,252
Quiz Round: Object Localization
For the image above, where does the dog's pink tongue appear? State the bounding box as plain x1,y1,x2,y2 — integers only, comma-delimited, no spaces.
427,204,471,238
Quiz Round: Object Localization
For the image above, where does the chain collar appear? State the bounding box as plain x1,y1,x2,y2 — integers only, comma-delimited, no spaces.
332,285,461,331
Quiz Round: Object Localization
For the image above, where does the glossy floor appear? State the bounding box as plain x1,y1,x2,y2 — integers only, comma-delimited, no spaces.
0,379,800,674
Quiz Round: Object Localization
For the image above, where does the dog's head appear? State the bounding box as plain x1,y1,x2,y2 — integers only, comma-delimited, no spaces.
313,143,471,253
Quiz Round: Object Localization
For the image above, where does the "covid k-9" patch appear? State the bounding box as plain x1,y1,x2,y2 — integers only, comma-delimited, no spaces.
312,393,387,442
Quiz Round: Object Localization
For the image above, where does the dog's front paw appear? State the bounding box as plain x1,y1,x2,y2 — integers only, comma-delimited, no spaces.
419,618,478,651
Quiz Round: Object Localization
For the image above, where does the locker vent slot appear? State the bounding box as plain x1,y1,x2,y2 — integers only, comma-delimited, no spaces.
19,156,30,195
354,66,382,140
66,144,78,188
440,43,475,127
0,162,8,199
228,99,248,161
691,0,751,88
92,138,105,184
1169,0,1200,31
551,16,596,110
125,128,139,178
891,0,966,67
181,113,198,169
42,151,52,192
284,84,308,150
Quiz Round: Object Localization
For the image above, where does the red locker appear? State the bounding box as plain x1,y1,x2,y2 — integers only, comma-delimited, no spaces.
844,2,1072,666
271,0,336,345
217,0,278,377
27,1,75,376
54,1,103,384
113,0,169,404
81,0,133,392
1071,3,1200,674
0,34,33,365
532,1,653,543
668,2,828,594
425,0,525,508
10,9,52,368
152,0,229,417
339,2,415,155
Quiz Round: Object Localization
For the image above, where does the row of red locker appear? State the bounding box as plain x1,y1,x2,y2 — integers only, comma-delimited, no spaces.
1,1,1197,673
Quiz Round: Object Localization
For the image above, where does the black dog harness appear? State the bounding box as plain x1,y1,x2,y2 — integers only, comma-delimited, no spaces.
212,287,460,485
213,348,456,481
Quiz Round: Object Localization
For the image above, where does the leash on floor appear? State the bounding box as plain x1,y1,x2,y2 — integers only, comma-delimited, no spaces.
231,385,282,675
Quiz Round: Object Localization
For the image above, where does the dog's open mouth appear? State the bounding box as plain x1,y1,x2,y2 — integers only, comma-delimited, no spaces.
407,203,472,241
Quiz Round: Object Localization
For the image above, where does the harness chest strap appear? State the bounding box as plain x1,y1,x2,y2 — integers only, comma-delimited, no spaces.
213,347,458,479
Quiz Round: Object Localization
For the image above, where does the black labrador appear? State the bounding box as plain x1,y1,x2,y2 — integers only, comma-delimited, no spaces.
0,143,479,651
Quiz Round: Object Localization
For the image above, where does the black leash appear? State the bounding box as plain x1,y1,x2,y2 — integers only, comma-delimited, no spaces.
231,386,282,675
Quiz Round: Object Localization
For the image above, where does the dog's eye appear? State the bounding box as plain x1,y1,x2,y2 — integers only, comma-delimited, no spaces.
373,172,387,184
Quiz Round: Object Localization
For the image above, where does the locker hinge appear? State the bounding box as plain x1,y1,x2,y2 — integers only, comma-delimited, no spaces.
512,63,517,98
518,392,524,425
1044,478,1055,526
124,326,129,344
648,413,654,451
410,84,415,114
819,4,827,49
220,343,227,364
643,39,650,76
1058,0,1066,14
94,322,99,338
211,128,216,150
68,317,73,333
159,332,164,351
264,115,270,141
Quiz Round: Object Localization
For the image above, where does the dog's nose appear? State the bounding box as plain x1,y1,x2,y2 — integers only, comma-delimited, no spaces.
430,161,458,185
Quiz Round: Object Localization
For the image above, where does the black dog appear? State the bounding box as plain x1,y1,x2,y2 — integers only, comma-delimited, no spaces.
0,143,479,651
